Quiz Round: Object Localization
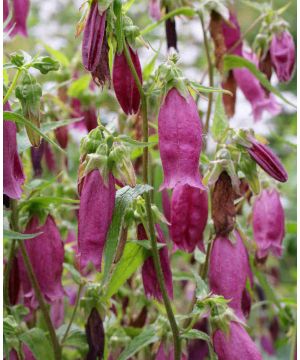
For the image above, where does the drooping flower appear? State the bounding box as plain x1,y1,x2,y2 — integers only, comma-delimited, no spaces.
158,88,204,190
170,184,208,253
78,170,115,271
4,0,30,38
18,215,64,309
137,224,173,301
246,135,288,182
222,12,243,56
165,7,177,50
213,321,263,360
113,45,142,114
209,230,251,319
252,189,285,259
3,103,25,199
149,0,161,21
270,30,295,83
233,50,281,121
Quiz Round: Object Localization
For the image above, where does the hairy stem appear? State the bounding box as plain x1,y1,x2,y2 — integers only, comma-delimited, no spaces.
3,68,22,105
123,41,181,359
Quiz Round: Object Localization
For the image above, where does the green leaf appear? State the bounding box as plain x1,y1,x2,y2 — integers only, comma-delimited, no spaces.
223,55,296,108
105,242,149,299
118,326,159,360
32,56,60,74
193,271,209,301
286,222,297,234
56,324,87,348
211,93,228,142
4,111,65,154
102,184,152,284
190,82,232,95
116,135,157,148
19,197,79,210
67,75,91,98
19,328,55,360
63,263,83,285
17,117,83,153
41,42,70,67
3,229,43,240
182,329,211,342
143,50,159,81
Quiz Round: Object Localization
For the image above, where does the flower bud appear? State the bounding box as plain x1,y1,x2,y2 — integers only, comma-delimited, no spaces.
78,170,115,271
54,124,69,149
252,189,285,259
170,184,208,253
4,102,25,199
149,0,161,21
209,230,251,319
44,142,56,172
83,107,98,132
18,215,64,309
85,308,105,360
137,224,173,301
4,0,30,38
270,30,295,83
246,135,288,182
158,88,204,190
165,7,177,51
113,45,142,114
30,140,45,177
213,321,263,360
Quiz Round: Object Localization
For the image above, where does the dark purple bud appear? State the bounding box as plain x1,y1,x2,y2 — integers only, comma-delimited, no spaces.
260,335,275,356
82,1,106,72
165,7,177,50
209,230,251,319
78,170,115,271
137,224,173,301
158,88,204,190
44,142,56,172
270,30,295,83
170,184,208,253
5,0,30,38
85,308,105,360
54,125,69,149
252,189,285,259
83,107,98,132
112,45,142,115
188,319,209,360
4,102,25,199
247,136,288,182
213,321,263,360
18,215,64,309
241,288,252,319
50,298,64,329
30,140,45,177
222,12,243,56
149,0,161,20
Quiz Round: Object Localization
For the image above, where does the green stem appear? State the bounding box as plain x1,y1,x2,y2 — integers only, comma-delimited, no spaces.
123,41,181,360
3,68,22,105
199,14,214,139
61,284,83,345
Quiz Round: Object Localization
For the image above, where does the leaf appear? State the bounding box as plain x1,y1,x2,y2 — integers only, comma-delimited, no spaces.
67,75,91,98
211,93,228,142
19,197,79,210
63,263,84,285
190,82,232,95
17,117,83,153
193,271,209,301
102,184,152,284
41,42,70,67
105,242,149,300
182,329,211,342
223,55,297,108
143,50,159,81
116,135,157,148
4,111,65,154
56,324,87,348
19,328,55,360
3,229,43,240
118,326,159,360
32,56,60,74
286,222,297,234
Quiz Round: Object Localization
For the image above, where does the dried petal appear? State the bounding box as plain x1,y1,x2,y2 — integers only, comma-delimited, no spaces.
91,33,111,86
78,170,115,271
113,45,142,115
252,189,285,259
85,308,105,360
222,71,237,118
158,88,204,190
210,10,227,72
170,184,208,253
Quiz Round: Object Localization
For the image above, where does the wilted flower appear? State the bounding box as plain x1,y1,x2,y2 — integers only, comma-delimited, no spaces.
113,45,142,114
18,215,64,309
210,10,227,72
270,30,295,83
3,103,25,199
170,184,208,253
222,71,237,118
158,88,204,190
137,224,173,301
252,189,285,259
4,0,30,38
149,0,161,20
78,170,115,271
213,321,263,360
209,230,251,319
246,135,288,182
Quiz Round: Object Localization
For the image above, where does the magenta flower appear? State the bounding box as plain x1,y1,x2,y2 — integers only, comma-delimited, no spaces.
261,335,276,356
137,224,173,301
4,103,25,199
149,0,161,20
78,170,115,271
246,135,288,182
113,45,142,115
9,345,35,360
270,30,295,83
209,230,251,319
161,189,171,223
170,184,208,253
4,0,30,37
158,88,204,190
222,12,243,56
252,189,285,259
18,215,64,309
213,321,263,360
233,50,281,121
